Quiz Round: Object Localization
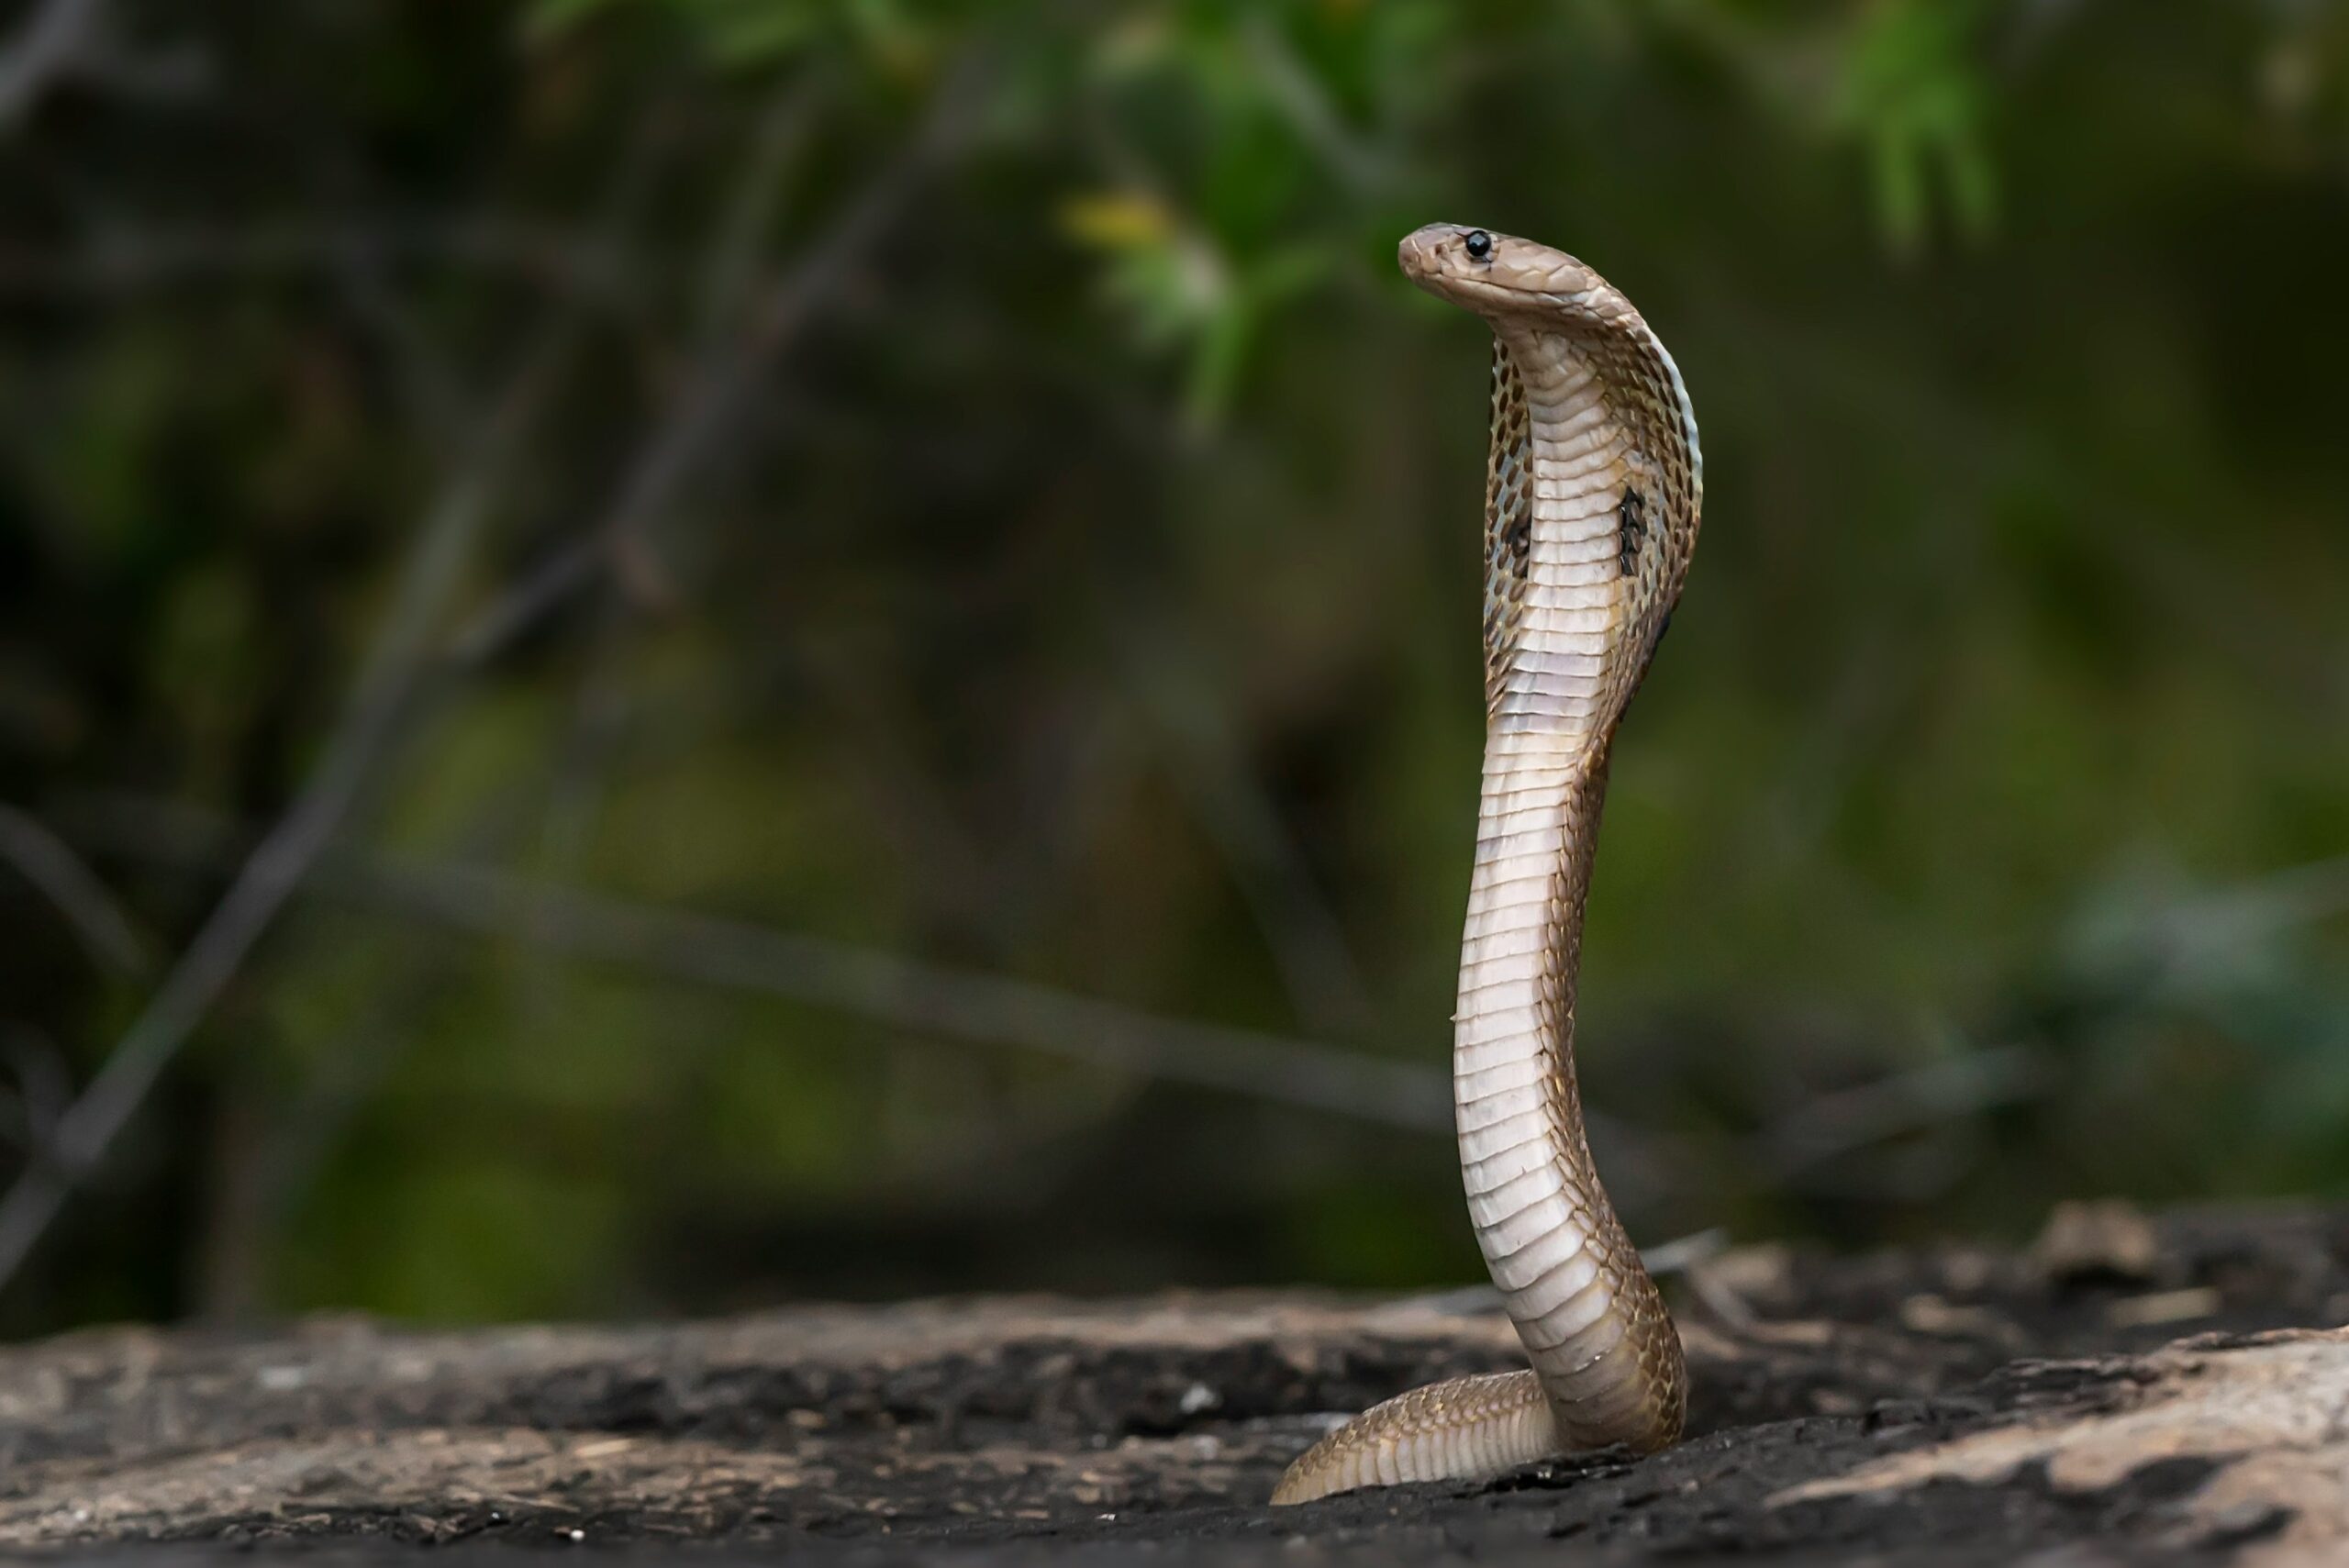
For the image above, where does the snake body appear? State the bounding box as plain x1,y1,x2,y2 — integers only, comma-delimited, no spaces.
1271,225,1701,1506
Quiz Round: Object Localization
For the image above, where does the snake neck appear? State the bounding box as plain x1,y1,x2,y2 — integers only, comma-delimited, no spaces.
1453,323,1686,1452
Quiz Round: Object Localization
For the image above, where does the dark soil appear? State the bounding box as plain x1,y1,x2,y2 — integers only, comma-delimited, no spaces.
5,1201,2346,1564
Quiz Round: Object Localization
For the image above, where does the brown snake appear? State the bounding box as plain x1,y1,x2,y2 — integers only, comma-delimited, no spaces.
1271,225,1701,1505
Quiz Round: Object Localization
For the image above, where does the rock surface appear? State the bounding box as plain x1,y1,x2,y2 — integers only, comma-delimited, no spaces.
4,1203,2347,1564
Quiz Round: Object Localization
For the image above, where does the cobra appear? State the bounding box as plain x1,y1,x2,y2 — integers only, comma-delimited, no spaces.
1272,225,1701,1505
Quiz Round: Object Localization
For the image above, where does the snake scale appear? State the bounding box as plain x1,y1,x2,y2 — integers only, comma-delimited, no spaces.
1272,225,1702,1506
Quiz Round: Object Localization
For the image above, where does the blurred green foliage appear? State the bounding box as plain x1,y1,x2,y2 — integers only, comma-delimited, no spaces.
0,0,2345,1331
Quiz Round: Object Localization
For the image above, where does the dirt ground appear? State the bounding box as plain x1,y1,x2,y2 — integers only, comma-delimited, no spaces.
4,1201,2346,1564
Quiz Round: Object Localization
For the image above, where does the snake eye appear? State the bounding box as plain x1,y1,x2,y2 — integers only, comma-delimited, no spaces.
1463,229,1493,261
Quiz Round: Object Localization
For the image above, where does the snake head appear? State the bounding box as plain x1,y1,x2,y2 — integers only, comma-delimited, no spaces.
1397,224,1608,324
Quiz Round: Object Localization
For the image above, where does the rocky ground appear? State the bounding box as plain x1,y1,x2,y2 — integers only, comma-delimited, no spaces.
3,1202,2346,1564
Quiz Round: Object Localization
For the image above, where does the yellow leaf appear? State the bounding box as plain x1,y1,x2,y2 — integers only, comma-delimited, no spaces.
1057,191,1174,250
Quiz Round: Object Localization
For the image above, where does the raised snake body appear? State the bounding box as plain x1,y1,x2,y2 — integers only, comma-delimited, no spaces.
1270,226,1701,1506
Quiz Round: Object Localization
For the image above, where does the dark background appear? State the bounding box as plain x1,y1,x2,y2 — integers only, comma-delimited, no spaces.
0,0,2343,1335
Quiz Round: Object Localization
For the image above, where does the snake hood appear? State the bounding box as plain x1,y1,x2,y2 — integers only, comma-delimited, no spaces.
1400,223,1703,501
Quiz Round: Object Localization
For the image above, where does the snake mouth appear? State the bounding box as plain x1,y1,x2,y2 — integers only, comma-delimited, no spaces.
1399,223,1604,322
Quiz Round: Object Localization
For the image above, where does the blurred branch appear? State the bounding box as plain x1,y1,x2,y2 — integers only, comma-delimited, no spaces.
0,98,707,1291
0,414,537,1290
451,50,994,666
72,796,1457,1136
1761,1040,2045,1180
372,862,1453,1130
0,1028,72,1164
0,803,150,978
0,239,610,1296
1238,16,1384,193
0,0,97,130
333,248,478,465
513,76,834,1006
519,606,636,1009
0,220,639,304
694,78,821,347
0,0,203,131
0,61,997,1292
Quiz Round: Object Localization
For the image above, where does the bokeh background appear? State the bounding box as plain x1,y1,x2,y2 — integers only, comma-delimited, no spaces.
0,0,2344,1335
